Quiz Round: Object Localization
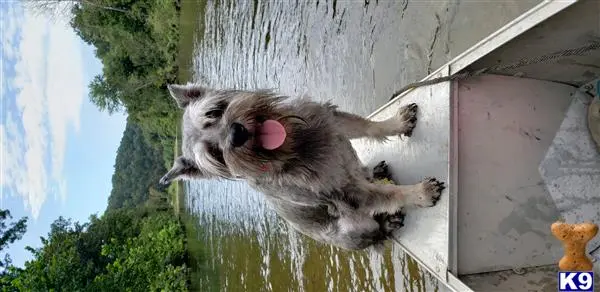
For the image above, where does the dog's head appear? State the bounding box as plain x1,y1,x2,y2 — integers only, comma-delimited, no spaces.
159,83,308,185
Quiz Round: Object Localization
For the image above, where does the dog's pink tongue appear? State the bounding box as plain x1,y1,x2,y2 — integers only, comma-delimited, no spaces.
259,120,286,150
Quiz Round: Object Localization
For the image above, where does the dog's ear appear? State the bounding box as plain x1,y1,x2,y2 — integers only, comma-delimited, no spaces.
159,156,205,185
167,83,208,109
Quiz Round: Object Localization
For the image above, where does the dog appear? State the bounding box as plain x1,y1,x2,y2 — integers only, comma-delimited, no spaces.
159,83,445,251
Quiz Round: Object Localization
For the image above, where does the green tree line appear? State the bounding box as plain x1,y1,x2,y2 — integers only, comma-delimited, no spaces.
0,0,215,290
108,119,168,210
0,207,189,291
64,0,184,168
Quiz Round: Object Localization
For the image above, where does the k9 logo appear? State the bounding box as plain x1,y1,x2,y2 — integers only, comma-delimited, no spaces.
558,272,594,292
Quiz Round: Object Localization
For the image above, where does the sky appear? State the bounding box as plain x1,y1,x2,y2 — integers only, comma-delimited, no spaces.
1,1,127,267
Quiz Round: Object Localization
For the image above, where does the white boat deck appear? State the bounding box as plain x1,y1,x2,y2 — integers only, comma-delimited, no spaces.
351,68,451,278
350,0,600,290
455,75,600,291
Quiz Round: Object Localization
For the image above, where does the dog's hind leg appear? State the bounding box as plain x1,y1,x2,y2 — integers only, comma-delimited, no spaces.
374,208,406,231
332,103,418,140
333,212,394,250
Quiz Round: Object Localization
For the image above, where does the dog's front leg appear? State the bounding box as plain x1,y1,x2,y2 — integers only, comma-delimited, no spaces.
332,103,418,141
361,177,445,215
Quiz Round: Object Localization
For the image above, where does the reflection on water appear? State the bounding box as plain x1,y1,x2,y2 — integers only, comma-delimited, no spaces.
185,0,445,291
186,179,441,292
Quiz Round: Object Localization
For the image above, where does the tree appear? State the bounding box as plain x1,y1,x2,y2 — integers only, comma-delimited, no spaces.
10,209,190,291
146,187,170,212
0,209,28,291
65,0,182,174
94,213,187,291
107,119,169,210
0,209,28,271
89,75,124,115
23,0,130,23
10,217,97,291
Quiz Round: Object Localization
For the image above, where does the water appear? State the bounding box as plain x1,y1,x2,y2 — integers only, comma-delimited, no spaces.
182,0,538,290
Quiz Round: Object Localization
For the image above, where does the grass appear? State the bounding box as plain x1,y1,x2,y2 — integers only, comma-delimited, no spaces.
166,0,207,212
166,107,211,291
165,0,213,290
166,118,208,289
168,0,208,213
167,134,183,217
176,0,207,84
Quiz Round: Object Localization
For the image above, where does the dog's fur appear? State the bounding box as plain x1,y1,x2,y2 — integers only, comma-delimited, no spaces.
159,83,445,251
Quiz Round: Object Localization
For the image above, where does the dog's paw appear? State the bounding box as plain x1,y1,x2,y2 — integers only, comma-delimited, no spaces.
372,160,392,181
376,209,406,234
414,177,445,207
385,209,406,231
395,103,418,137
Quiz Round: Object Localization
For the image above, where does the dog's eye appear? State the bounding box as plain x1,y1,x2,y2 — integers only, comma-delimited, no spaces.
205,109,223,119
205,101,228,118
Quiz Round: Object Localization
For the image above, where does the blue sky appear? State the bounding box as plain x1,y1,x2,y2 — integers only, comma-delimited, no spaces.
1,2,127,267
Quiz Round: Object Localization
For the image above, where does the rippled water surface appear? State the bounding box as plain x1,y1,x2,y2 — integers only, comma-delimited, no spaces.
182,0,538,290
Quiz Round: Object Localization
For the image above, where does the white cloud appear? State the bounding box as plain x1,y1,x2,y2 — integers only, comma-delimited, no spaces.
46,19,84,203
1,113,27,205
1,5,20,60
1,4,85,218
1,4,23,100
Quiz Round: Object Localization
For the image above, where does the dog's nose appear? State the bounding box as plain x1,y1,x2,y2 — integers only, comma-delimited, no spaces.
230,123,249,147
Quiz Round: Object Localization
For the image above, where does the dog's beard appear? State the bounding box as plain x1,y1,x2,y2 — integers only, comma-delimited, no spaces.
217,93,313,178
223,133,296,178
195,147,233,179
223,115,312,178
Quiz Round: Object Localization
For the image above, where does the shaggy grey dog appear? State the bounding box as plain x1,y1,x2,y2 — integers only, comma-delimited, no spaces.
159,83,445,251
